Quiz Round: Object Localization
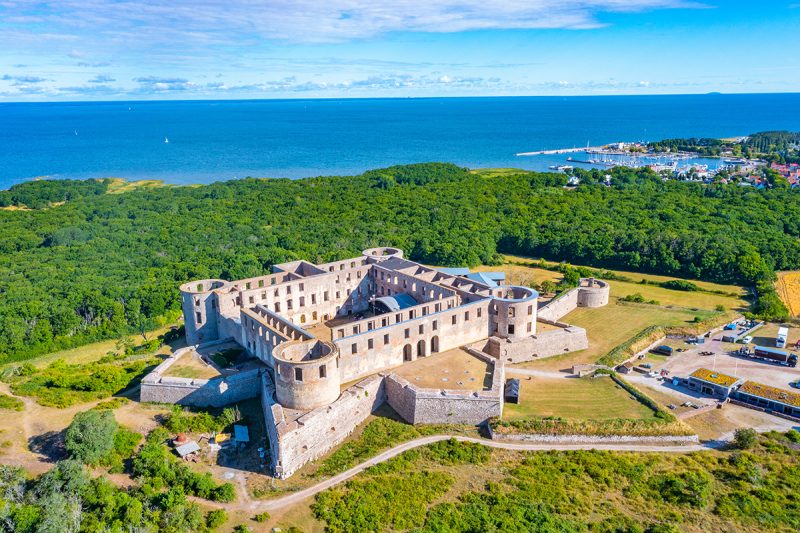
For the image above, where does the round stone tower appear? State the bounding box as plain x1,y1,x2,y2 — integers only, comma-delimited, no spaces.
273,339,341,410
362,247,404,263
180,279,229,346
577,278,610,308
491,285,539,340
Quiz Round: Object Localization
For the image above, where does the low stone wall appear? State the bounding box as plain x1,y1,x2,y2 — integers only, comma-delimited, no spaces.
487,426,699,445
262,373,386,479
488,323,589,364
537,289,579,322
140,344,261,407
385,349,504,425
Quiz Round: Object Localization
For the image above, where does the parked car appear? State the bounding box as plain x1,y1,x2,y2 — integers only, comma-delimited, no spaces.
791,380,800,389
741,336,753,344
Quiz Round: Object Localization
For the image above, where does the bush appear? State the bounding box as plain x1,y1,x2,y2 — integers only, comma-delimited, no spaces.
253,511,270,522
65,410,118,464
0,393,24,411
661,280,700,291
733,428,758,449
206,509,228,529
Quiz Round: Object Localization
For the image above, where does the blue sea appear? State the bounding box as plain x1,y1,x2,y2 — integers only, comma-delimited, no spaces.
2,93,800,189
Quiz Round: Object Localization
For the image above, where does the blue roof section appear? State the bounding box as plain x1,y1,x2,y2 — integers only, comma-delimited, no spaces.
233,425,250,442
438,267,470,276
374,294,418,312
437,267,506,288
465,272,505,288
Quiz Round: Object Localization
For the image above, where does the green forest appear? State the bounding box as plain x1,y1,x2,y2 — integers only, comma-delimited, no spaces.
648,130,800,163
2,162,800,361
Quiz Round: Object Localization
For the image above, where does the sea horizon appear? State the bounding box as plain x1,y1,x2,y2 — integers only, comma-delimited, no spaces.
3,92,800,189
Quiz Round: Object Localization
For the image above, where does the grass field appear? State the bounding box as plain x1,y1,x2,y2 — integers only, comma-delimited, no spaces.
106,178,167,194
476,256,748,312
0,325,180,371
776,270,800,317
162,352,220,379
521,302,715,371
502,376,658,421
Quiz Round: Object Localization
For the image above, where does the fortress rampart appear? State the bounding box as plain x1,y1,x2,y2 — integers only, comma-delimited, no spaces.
169,248,611,478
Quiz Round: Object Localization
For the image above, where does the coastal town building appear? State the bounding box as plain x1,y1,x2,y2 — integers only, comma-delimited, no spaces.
141,247,610,477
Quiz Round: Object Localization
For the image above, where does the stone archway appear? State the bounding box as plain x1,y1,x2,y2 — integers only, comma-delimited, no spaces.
403,344,413,362
417,339,427,358
430,335,439,354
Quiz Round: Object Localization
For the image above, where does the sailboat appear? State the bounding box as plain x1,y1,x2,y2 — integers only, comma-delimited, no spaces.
164,137,169,144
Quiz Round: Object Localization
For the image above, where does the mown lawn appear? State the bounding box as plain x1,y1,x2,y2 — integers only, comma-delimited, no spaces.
502,376,658,422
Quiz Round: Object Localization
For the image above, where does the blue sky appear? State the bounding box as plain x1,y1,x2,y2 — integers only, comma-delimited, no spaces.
0,1,798,101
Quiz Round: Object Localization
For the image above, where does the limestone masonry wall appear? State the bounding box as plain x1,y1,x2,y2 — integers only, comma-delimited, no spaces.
385,348,504,425
537,278,610,322
490,322,589,364
140,345,261,407
262,373,386,479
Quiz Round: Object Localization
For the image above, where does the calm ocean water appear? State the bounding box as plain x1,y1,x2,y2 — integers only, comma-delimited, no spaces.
2,94,800,188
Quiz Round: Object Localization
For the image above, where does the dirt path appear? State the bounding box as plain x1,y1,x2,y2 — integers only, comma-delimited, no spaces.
231,434,713,513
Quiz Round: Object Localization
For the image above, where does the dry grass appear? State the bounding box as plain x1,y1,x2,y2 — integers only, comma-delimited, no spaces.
776,270,800,317
393,348,492,391
162,352,220,379
502,376,658,421
106,178,166,194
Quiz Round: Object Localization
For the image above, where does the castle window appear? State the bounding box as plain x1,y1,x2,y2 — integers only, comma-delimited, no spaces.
477,307,482,318
381,318,388,327
368,338,374,349
528,305,533,316
403,280,407,288
271,278,276,285
249,296,254,304
404,328,410,339
274,289,279,297
259,279,264,288
527,322,533,332
353,325,359,334
346,289,351,296
287,300,293,310
357,271,362,279
350,261,355,268
409,310,415,319
286,286,291,295
465,311,470,321
329,266,334,272
336,291,341,299
299,296,305,307
509,325,515,335
196,312,202,324
396,313,401,323
246,282,251,290
324,291,329,301
433,320,438,331
195,298,200,306
508,308,515,318
261,292,266,300
351,343,358,354
338,329,344,338
295,368,303,381
340,264,345,270
451,315,457,325
275,302,280,312
418,324,424,334
299,283,304,291
347,273,351,281
196,283,203,292
435,303,441,312
311,294,317,304
319,365,326,378
422,306,428,316
384,334,389,345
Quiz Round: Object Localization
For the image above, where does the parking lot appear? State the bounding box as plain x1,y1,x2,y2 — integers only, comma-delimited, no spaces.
631,324,800,392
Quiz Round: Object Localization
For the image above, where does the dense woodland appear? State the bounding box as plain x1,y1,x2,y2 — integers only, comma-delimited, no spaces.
2,162,800,361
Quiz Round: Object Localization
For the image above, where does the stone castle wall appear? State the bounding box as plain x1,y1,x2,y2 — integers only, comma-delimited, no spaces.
385,349,504,425
488,322,589,364
140,345,262,407
262,373,386,479
537,278,610,322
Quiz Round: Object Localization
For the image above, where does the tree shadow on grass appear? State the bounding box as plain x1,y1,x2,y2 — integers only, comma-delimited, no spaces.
28,429,67,463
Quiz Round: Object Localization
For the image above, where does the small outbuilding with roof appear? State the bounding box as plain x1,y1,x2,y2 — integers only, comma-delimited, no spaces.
687,368,743,399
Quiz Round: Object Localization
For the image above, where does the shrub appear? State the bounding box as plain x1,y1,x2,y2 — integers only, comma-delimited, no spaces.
661,280,700,291
253,511,270,522
65,410,118,464
0,393,24,411
733,428,758,449
651,470,713,507
206,509,228,529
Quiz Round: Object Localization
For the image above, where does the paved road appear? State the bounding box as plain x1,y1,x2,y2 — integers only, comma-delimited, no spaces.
243,434,711,512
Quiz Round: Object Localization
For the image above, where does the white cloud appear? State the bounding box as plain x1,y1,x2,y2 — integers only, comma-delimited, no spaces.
0,1,708,44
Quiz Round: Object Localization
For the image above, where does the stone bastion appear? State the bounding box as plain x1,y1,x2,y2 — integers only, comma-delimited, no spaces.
272,339,341,410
